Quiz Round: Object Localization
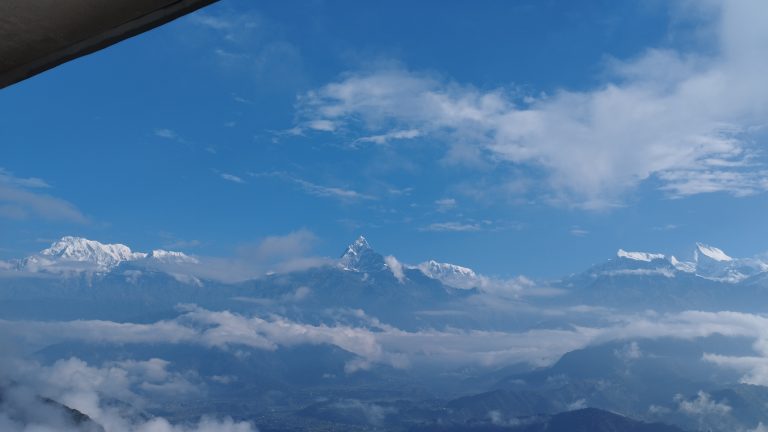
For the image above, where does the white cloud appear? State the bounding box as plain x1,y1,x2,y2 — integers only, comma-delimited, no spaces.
0,168,88,224
297,0,768,208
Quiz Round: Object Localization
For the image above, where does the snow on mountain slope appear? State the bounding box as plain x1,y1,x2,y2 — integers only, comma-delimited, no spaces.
43,235,145,264
695,243,732,262
616,249,666,262
693,242,767,283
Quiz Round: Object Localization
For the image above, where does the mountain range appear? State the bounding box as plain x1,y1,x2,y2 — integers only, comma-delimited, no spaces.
6,235,768,287
5,235,768,431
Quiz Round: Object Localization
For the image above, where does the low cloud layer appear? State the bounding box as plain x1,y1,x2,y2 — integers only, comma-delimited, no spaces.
6,306,768,372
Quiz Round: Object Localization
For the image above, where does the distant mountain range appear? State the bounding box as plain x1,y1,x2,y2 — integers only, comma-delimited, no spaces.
6,235,768,285
0,236,768,318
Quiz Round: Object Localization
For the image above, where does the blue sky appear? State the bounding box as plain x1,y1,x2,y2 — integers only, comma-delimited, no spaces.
2,0,768,278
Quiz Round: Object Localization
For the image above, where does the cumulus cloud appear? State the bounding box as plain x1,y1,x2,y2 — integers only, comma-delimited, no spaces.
0,168,88,224
675,391,732,425
296,0,768,208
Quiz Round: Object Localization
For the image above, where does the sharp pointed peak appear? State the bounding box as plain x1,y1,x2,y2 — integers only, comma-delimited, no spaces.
339,235,385,272
694,242,732,262
352,235,370,248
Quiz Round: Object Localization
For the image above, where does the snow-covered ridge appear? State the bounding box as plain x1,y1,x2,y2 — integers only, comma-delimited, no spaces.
604,243,767,283
617,249,666,262
418,260,481,289
40,236,146,267
19,236,195,274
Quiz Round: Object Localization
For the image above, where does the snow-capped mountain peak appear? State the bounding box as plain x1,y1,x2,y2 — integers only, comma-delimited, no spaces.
338,235,386,272
694,243,732,262
616,249,666,262
32,236,146,272
418,260,482,289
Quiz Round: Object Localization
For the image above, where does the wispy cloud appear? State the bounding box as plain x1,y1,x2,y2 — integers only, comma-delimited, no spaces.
292,178,372,200
153,128,179,140
252,172,375,201
356,129,421,145
651,224,680,232
0,168,49,188
188,10,306,89
0,168,88,224
295,0,768,209
420,219,520,232
434,198,457,212
421,221,481,232
220,173,246,184
570,227,589,237
659,169,768,198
